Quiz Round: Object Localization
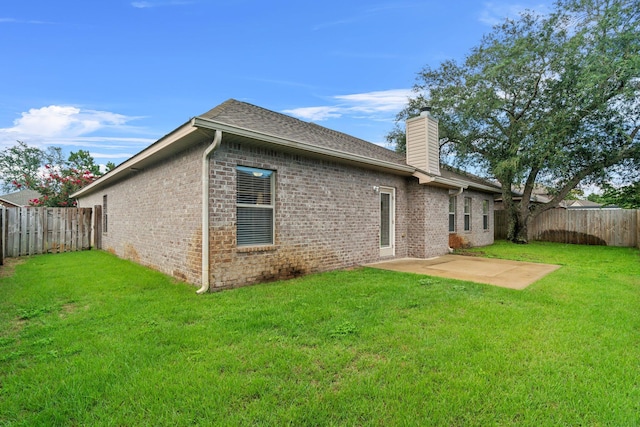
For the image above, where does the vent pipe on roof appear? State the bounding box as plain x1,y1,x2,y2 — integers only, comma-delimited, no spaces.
420,107,431,117
197,129,222,294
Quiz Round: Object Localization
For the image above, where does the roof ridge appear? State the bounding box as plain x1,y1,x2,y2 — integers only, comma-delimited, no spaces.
198,99,406,166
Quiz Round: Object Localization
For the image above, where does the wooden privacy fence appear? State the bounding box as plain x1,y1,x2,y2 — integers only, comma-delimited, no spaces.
495,209,639,247
1,207,93,258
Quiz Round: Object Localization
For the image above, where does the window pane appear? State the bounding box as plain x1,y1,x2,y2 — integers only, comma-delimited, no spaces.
482,200,489,230
464,197,471,231
449,196,456,232
380,193,390,247
237,207,273,246
237,167,272,205
236,166,274,246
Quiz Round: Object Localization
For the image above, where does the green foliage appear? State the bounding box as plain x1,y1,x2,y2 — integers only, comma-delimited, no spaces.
1,245,639,425
0,141,45,192
588,182,640,208
386,125,407,154
390,0,640,242
67,150,101,176
0,141,103,206
17,306,52,320
25,165,97,207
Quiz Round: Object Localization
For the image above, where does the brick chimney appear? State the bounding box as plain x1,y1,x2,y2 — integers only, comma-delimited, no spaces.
406,107,440,175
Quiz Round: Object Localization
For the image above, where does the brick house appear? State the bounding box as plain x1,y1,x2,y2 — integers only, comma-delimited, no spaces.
73,99,500,292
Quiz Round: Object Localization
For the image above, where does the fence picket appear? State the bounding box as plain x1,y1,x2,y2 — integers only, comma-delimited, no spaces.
495,208,639,247
3,207,93,257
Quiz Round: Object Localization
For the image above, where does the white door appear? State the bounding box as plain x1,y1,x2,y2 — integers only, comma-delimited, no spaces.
379,187,395,257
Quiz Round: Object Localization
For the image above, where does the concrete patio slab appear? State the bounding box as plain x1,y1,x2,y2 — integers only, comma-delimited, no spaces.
366,255,561,290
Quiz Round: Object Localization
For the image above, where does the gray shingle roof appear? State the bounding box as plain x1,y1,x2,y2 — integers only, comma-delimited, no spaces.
440,165,501,191
198,99,407,166
0,189,41,207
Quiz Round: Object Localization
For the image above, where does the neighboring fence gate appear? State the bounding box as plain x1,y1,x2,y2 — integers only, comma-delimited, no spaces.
495,209,640,247
1,207,93,259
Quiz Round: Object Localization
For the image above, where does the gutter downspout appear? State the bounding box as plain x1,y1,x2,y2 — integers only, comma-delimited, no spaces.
449,187,464,197
197,129,222,294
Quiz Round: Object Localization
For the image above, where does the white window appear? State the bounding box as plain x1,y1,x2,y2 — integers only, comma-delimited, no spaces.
103,194,108,234
483,200,489,230
448,196,456,233
464,197,472,231
236,166,274,246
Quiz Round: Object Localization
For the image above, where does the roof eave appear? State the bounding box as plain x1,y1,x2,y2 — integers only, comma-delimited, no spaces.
72,121,203,198
413,170,467,189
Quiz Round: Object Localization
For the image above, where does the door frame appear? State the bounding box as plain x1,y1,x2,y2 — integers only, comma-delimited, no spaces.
379,187,395,257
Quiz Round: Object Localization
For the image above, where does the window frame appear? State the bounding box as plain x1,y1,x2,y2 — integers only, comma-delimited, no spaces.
482,199,489,231
448,196,457,233
464,197,472,232
236,166,275,247
102,194,108,234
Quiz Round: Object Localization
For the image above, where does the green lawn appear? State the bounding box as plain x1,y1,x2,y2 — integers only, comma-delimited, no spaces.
1,242,639,426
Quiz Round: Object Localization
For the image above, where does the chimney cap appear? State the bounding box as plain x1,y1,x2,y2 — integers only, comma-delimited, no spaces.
419,106,431,116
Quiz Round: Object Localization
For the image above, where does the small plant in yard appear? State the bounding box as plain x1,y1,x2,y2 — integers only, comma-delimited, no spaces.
16,306,52,320
329,320,358,338
0,243,639,426
418,277,437,286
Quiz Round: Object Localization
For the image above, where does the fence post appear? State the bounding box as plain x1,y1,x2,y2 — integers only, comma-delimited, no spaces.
0,207,4,265
93,205,102,250
636,210,639,250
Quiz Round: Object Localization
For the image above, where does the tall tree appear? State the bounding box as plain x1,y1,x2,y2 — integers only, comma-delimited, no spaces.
66,149,101,176
0,141,46,192
0,141,103,206
588,182,640,208
389,0,640,243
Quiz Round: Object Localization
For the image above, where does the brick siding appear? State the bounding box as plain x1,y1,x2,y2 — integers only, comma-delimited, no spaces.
448,189,495,248
78,138,489,290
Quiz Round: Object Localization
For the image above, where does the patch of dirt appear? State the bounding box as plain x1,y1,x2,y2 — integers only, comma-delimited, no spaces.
448,233,469,250
59,303,78,318
0,258,27,279
538,230,607,246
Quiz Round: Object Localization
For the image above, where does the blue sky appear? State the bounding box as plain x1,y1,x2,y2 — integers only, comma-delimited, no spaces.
0,0,552,167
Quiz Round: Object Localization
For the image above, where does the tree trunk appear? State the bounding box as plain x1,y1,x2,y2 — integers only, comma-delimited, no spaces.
512,212,530,244
506,202,531,244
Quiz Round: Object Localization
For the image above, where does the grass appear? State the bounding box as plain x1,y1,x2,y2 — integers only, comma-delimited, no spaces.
0,242,639,426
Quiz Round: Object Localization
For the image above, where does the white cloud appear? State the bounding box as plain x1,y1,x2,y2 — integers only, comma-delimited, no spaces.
0,17,54,25
282,106,342,121
89,152,137,159
131,1,193,8
335,89,413,113
0,105,152,154
479,2,550,26
283,89,412,122
6,106,129,138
